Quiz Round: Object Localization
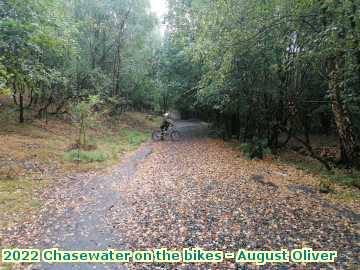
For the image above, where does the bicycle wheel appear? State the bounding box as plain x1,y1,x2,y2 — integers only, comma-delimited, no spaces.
170,131,181,141
152,130,162,141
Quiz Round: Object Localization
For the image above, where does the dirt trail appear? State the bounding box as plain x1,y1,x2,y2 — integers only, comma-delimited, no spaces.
4,146,152,270
27,146,152,270
4,121,359,270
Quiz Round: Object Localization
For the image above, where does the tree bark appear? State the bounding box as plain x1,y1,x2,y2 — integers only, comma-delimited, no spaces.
327,57,356,166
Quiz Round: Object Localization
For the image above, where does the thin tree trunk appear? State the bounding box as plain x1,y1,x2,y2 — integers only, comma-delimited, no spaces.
27,89,34,108
19,92,24,123
12,84,18,105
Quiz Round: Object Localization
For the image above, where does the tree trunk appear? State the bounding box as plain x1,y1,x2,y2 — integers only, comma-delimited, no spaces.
27,89,34,108
19,92,24,123
327,57,356,166
349,0,360,91
12,87,18,105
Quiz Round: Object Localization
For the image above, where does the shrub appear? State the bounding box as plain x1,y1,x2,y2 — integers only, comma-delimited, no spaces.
239,139,272,160
319,178,335,193
70,95,102,147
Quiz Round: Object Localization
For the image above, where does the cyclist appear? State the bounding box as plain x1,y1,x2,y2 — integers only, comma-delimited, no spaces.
160,112,174,140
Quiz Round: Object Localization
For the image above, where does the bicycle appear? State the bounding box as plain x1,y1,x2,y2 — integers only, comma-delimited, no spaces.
152,125,181,141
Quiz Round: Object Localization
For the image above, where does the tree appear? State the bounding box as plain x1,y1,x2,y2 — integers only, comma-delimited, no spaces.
158,0,360,168
0,0,161,121
72,95,101,147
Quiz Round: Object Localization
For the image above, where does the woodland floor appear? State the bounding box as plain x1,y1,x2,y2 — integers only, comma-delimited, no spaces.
1,121,359,270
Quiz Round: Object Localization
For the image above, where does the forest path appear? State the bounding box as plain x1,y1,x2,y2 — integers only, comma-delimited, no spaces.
22,121,207,270
29,146,153,270
109,124,359,269
17,121,359,269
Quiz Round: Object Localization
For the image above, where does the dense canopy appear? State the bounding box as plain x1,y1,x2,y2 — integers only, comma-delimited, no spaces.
158,0,360,168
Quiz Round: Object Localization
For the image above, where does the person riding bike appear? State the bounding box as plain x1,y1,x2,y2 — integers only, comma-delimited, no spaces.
160,112,174,139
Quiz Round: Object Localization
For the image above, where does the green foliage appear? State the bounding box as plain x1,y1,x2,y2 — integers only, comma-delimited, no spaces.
283,155,360,189
64,150,108,163
329,171,360,189
0,0,160,122
159,0,360,167
319,178,335,194
238,143,252,158
70,0,160,108
71,95,101,146
156,36,201,113
239,139,272,160
0,58,10,94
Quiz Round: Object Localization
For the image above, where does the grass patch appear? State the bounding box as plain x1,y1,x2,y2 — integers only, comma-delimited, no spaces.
280,151,360,201
123,129,149,146
286,157,360,189
0,178,48,229
81,128,149,163
329,170,360,189
334,190,360,201
288,158,327,175
64,150,108,163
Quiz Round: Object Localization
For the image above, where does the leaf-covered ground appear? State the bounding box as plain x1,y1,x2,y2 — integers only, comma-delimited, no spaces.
1,122,359,270
111,138,359,269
